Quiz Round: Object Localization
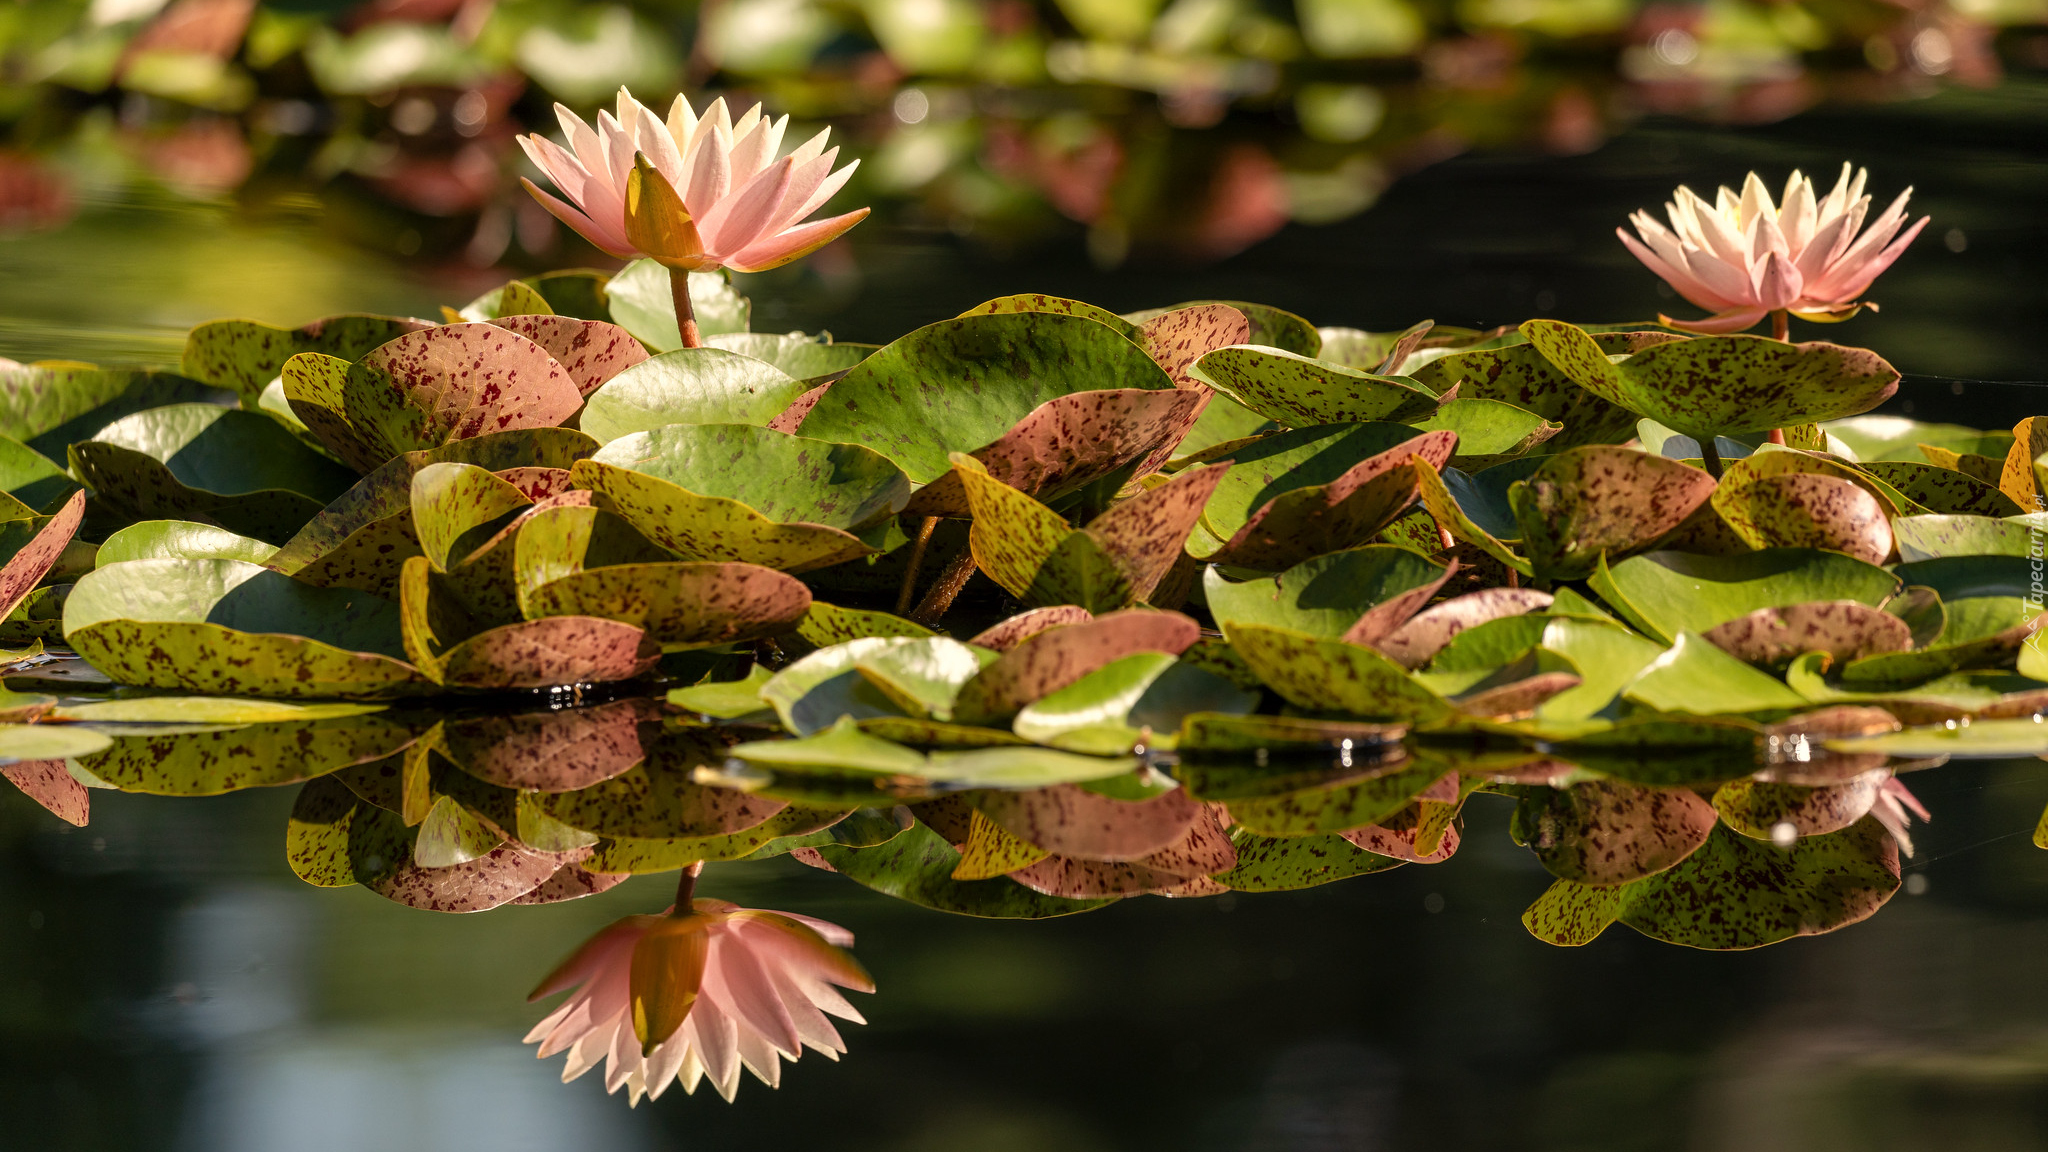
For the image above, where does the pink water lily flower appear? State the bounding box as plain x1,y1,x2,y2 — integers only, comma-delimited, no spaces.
518,87,866,275
1617,164,1929,336
525,897,873,1105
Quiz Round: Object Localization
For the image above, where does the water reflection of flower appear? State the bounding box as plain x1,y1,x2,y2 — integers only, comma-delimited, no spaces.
526,894,873,1104
1617,164,1929,336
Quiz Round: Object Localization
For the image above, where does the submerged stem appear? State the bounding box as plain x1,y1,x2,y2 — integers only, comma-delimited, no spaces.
1699,437,1723,478
672,861,704,910
669,266,703,349
895,516,940,615
1770,309,1789,342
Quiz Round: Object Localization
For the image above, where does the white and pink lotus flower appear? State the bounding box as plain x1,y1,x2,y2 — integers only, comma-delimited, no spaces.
1618,164,1930,336
518,88,868,346
525,897,873,1105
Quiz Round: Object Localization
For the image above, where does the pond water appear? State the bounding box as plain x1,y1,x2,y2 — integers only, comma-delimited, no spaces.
4,76,2048,1152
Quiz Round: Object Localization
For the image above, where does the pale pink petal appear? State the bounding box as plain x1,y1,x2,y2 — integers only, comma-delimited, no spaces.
1619,228,1732,312
1662,307,1770,334
1755,250,1803,310
682,116,733,220
1781,170,1817,254
725,108,776,186
700,155,795,258
665,94,698,149
1808,216,1929,307
724,208,865,272
521,179,636,258
776,156,859,232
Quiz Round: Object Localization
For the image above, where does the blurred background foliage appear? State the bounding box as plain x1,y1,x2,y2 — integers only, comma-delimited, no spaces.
1,0,2043,276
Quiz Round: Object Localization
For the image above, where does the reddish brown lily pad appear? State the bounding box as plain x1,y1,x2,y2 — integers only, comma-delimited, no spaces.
3,759,88,826
370,842,587,912
950,610,1202,725
1008,807,1236,897
1716,472,1895,565
1510,447,1716,581
1340,559,1461,649
1376,587,1555,669
1138,304,1252,389
438,698,665,791
968,607,1094,652
976,783,1203,861
523,562,812,650
1201,430,1457,570
486,315,647,396
0,490,82,619
1702,602,1913,668
511,863,631,904
907,389,1206,517
1516,781,1718,886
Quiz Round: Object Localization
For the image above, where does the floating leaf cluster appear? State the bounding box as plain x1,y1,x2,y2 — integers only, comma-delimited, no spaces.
3,264,2046,1099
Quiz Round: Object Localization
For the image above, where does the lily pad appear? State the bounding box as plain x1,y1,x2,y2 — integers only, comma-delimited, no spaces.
1191,425,1457,570
1522,321,1899,439
968,607,1092,652
1211,829,1403,891
956,456,1227,612
1623,633,1810,716
0,491,84,621
604,262,750,350
705,332,876,379
484,315,648,397
1126,301,1318,356
1589,549,1899,645
1189,345,1443,426
64,558,420,698
1409,336,1661,451
761,637,997,734
1513,780,1717,885
398,557,658,690
975,782,1202,860
524,561,811,651
950,610,1201,726
1856,460,2021,517
573,424,909,572
578,348,808,442
1226,762,1450,836
96,521,277,566
181,314,433,405
1521,819,1897,949
958,294,1140,338
2,758,89,825
1379,588,1554,670
1891,515,2044,562
1701,602,1911,668
815,821,1113,919
1204,545,1449,642
1137,305,1252,389
796,313,1175,483
1412,398,1561,467
69,405,360,542
1509,447,1715,581
282,324,584,473
1223,622,1453,723
440,700,663,791
1011,653,1257,753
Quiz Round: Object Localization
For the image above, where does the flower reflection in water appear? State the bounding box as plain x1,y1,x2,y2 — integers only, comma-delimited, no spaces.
526,885,873,1104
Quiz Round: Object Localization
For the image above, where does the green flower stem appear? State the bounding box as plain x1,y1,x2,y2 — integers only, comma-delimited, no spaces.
669,267,703,349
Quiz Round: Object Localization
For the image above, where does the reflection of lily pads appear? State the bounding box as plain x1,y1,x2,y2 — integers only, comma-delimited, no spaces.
65,558,421,698
77,713,417,795
816,822,1113,919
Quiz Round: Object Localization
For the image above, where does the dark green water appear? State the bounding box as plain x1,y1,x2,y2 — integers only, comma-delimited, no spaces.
4,79,2048,1152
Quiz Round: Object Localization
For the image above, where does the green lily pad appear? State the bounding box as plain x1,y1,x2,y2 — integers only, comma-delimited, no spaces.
1823,415,2009,463
1588,549,1898,645
1188,345,1444,426
1622,632,1811,716
1510,447,1715,581
791,601,935,652
1167,394,1275,463
574,423,909,572
1379,587,1555,670
537,734,788,839
410,462,532,570
413,794,506,867
1523,321,1900,439
508,502,672,607
668,665,776,719
795,313,1175,483
69,405,360,542
1226,762,1450,835
64,558,420,698
761,637,997,735
96,521,277,566
705,332,877,379
585,805,853,872
604,261,750,350
1012,653,1257,753
1840,595,2038,687
0,724,113,764
0,434,79,511
1210,828,1403,891
269,428,598,599
1408,336,1663,451
397,557,658,689
454,279,553,322
282,324,584,473
180,314,433,406
1412,398,1561,467
579,348,808,443
1412,456,1532,576
1856,460,2021,516
1521,819,1897,949
1191,424,1457,570
1204,544,1449,642
1892,514,2045,562
955,455,1227,612
1714,775,1881,840
959,294,1140,338
1223,622,1453,723
815,821,1114,919
1825,717,2048,758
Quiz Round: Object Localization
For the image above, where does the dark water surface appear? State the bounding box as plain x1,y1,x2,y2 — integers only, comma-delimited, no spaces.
3,79,2048,1152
